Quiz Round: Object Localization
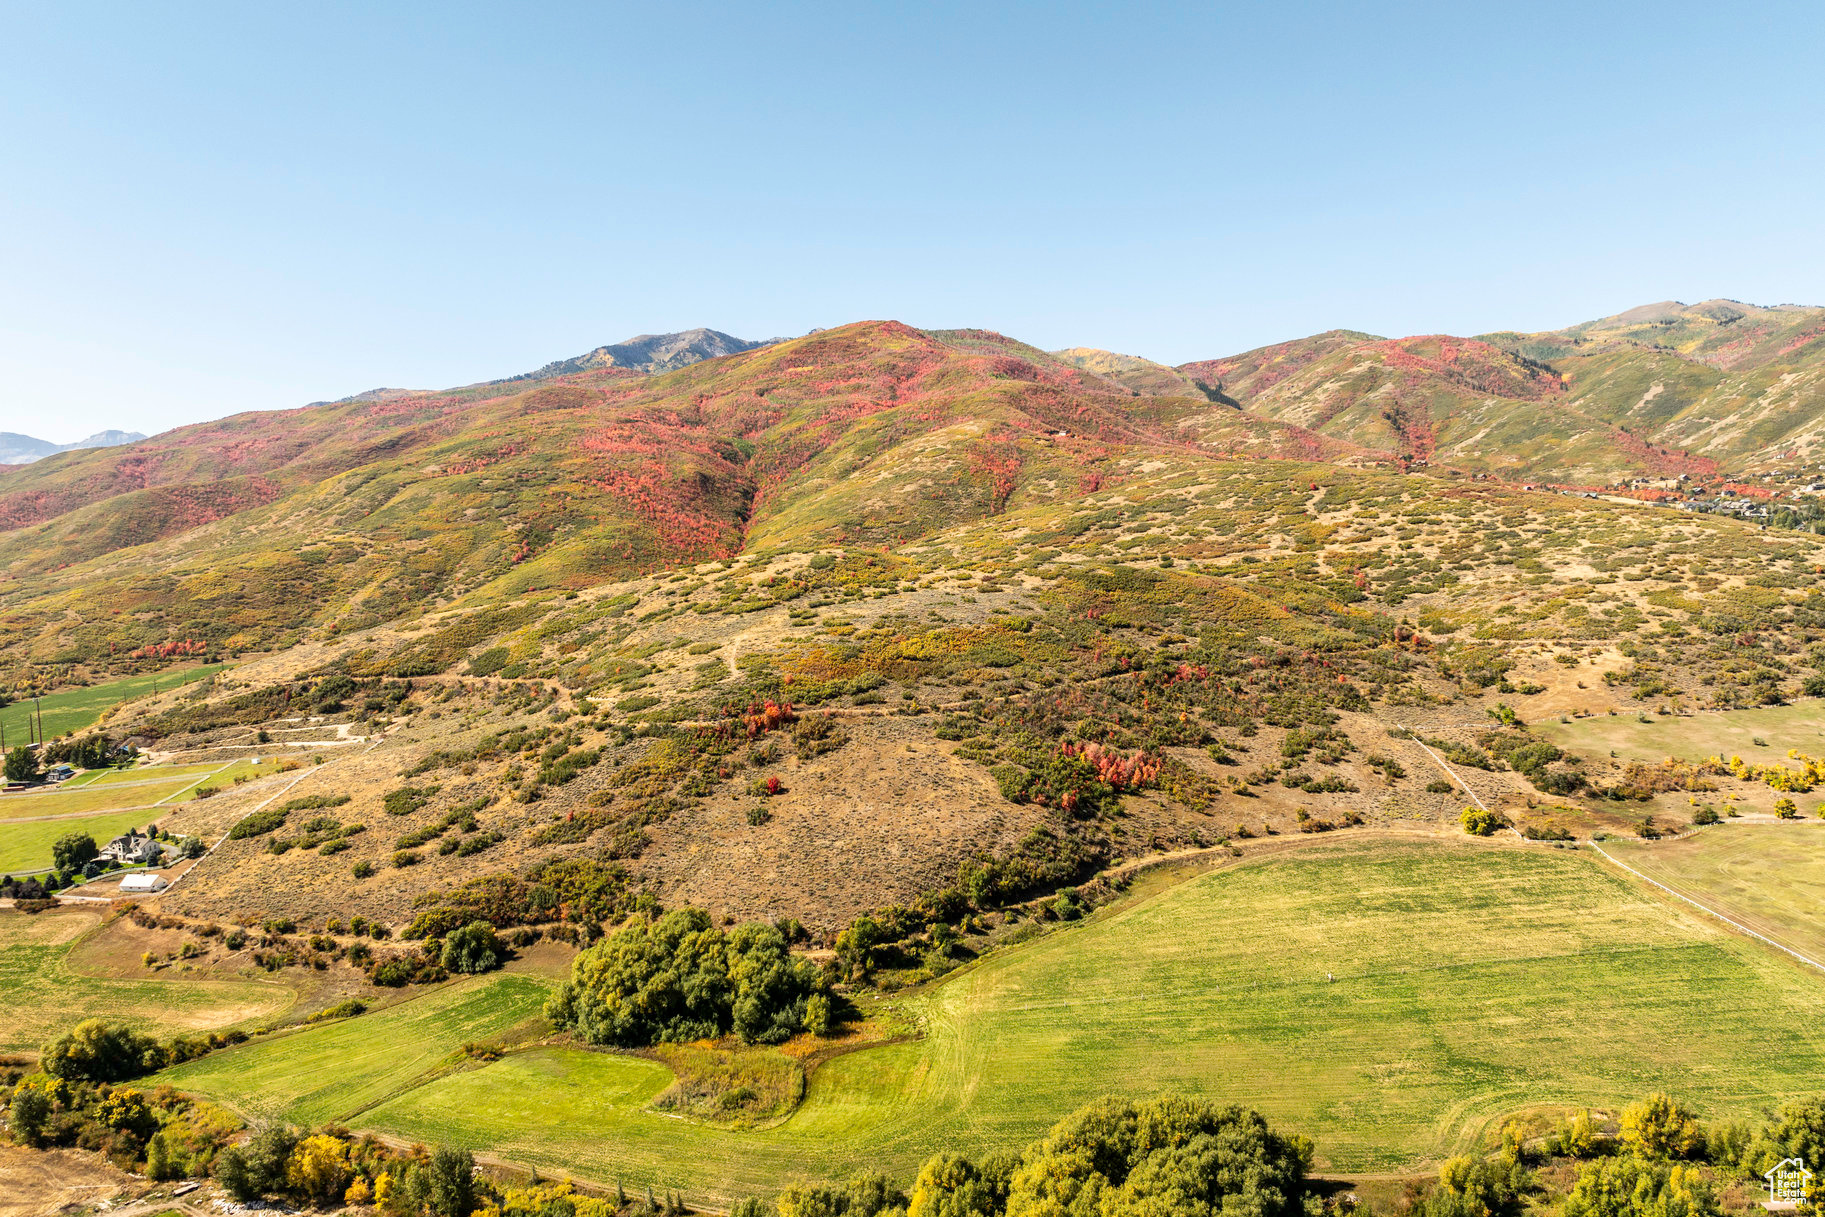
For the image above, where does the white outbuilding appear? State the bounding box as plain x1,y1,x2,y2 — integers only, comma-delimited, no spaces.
119,873,169,894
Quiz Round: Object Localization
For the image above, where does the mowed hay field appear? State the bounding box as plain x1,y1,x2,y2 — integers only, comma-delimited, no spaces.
163,835,1825,1205
0,775,211,820
0,909,293,1053
1602,823,1825,964
159,974,552,1127
1539,700,1825,765
0,664,227,742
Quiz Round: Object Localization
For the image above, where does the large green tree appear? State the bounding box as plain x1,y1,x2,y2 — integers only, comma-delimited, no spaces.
425,1146,476,1217
440,920,504,974
41,1018,164,1082
50,832,98,874
545,908,826,1046
4,746,41,783
7,1083,52,1148
213,1124,299,1202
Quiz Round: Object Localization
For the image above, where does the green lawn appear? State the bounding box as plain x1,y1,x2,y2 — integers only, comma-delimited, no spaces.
160,974,551,1127
1602,822,1825,964
0,757,289,870
1539,699,1825,765
0,809,181,875
0,664,228,743
167,837,1825,1205
0,909,293,1054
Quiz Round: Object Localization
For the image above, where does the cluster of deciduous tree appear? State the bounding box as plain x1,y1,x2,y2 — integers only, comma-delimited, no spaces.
3,1070,241,1178
214,1125,479,1215
739,1091,1825,1217
41,732,133,770
545,908,836,1046
402,858,643,940
1422,1092,1825,1217
750,1095,1312,1217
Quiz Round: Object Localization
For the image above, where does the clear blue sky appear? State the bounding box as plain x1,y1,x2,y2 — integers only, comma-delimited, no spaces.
4,1,1822,443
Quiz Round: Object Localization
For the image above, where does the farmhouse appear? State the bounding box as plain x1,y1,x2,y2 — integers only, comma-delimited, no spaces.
98,828,160,866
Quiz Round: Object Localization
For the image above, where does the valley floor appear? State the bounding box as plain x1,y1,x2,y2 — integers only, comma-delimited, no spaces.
152,831,1825,1206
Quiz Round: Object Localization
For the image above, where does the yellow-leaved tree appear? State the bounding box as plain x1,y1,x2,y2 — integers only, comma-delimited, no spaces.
285,1133,351,1204
1620,1093,1703,1159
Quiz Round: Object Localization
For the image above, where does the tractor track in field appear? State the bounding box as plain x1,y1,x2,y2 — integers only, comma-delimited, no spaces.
1588,841,1825,976
1402,722,1825,975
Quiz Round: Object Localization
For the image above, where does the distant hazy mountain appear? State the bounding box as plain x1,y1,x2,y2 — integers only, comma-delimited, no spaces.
307,329,784,410
519,328,778,379
0,429,145,465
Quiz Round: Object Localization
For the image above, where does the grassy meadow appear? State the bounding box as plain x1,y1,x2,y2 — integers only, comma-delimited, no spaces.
163,836,1825,1203
1539,700,1825,765
0,908,292,1053
0,664,228,743
0,777,208,821
1603,823,1825,964
159,974,551,1127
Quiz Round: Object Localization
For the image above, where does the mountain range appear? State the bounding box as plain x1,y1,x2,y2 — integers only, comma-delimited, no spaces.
0,300,1820,681
0,429,146,466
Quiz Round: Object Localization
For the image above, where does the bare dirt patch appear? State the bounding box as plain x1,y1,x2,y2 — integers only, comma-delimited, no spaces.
635,716,1036,929
0,1146,137,1217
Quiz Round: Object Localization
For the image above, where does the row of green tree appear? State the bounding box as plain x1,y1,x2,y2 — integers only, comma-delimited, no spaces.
756,1095,1311,1217
3,731,135,782
742,1091,1824,1217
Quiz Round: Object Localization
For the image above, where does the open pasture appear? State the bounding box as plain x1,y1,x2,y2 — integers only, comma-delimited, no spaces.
159,973,551,1127
0,777,205,821
79,761,228,788
169,835,1825,1204
0,908,291,1054
1602,822,1825,965
0,664,228,743
1539,700,1825,765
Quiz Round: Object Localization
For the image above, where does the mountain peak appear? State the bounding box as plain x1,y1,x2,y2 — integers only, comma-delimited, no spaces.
523,328,778,379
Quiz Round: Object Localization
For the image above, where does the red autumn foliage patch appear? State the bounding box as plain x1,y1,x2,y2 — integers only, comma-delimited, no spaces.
1060,741,1162,791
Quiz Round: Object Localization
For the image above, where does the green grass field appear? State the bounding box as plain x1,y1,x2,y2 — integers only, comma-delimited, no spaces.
1602,823,1825,965
0,810,178,875
0,664,228,744
163,837,1825,1203
159,974,551,1127
0,909,293,1053
0,777,206,821
1539,700,1825,765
